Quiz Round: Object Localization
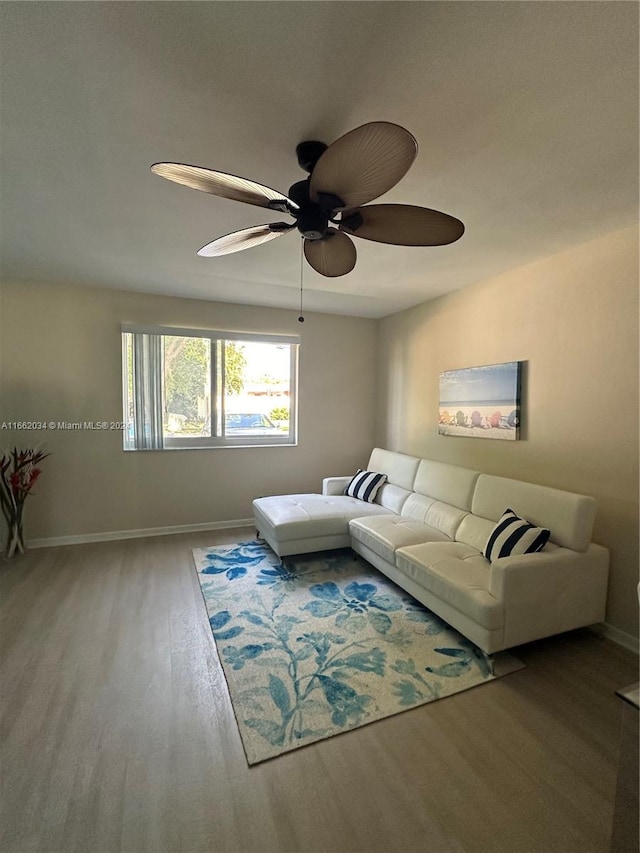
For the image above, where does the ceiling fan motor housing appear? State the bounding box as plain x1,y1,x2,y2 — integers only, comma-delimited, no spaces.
288,179,312,208
288,178,329,239
297,207,328,240
296,140,327,173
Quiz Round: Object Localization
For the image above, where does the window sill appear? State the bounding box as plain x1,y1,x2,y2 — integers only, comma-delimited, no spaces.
124,442,298,451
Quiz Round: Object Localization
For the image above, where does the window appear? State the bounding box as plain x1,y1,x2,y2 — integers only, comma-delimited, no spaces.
122,326,298,450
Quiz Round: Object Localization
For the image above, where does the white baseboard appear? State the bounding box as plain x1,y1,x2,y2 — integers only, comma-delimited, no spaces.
592,623,639,654
27,518,255,549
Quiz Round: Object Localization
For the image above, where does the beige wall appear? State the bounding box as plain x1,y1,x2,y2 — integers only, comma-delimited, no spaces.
376,225,639,639
0,283,377,539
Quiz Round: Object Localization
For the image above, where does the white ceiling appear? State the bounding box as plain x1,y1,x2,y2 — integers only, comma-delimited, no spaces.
1,2,637,318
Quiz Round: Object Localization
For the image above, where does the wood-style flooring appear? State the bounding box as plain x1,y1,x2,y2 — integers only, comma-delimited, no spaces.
0,528,637,853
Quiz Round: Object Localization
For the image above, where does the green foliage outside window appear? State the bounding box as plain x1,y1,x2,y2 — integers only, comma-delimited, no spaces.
164,337,209,420
164,338,248,423
224,342,247,395
269,406,290,423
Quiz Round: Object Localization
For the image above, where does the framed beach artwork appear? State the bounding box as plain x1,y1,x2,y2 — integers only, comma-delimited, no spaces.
438,361,522,440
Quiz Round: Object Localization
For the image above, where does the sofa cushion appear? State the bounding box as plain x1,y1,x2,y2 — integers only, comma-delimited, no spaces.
455,514,496,552
376,483,414,514
400,492,436,522
344,469,387,503
349,515,450,564
484,508,550,561
395,542,502,630
400,493,468,540
253,494,389,543
423,501,468,540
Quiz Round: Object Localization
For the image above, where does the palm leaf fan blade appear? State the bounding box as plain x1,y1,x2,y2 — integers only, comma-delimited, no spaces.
303,229,357,277
151,163,298,211
198,223,294,257
310,122,417,210
340,204,464,246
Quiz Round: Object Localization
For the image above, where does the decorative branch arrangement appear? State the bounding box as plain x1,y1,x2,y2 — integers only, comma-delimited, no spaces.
0,448,49,558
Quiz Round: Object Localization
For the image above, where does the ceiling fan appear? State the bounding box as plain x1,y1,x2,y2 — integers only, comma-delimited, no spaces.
151,121,464,278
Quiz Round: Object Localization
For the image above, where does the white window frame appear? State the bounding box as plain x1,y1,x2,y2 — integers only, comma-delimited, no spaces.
122,324,299,450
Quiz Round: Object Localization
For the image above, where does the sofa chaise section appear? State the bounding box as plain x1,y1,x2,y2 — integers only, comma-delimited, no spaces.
254,448,424,557
252,493,390,558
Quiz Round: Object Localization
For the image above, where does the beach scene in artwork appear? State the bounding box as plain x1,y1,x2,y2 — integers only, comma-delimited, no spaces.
438,362,521,440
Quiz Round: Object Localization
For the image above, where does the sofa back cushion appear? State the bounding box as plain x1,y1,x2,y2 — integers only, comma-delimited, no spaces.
399,492,468,539
365,449,421,515
368,448,420,491
413,459,480,511
401,492,435,522
376,483,414,515
471,474,596,552
423,501,469,540
455,514,496,552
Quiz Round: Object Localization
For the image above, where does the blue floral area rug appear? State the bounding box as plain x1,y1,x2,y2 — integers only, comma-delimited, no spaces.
193,542,523,765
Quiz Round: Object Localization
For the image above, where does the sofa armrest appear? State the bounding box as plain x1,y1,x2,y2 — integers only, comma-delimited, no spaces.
489,544,609,648
323,476,352,496
489,544,608,599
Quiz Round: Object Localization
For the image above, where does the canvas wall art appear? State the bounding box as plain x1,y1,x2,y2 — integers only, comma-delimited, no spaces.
438,361,521,440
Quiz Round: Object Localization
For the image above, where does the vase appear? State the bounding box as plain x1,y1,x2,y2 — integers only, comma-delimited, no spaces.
4,512,25,559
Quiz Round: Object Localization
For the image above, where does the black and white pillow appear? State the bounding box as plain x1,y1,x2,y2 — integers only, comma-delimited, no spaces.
344,469,387,503
483,508,550,561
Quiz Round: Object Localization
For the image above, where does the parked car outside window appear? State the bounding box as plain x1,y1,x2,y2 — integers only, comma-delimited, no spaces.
200,412,281,437
224,413,280,436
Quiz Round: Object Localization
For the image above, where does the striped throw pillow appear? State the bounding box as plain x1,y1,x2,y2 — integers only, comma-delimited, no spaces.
484,508,550,561
344,469,387,503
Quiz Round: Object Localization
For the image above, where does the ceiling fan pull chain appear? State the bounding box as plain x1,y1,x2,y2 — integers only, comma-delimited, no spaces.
298,238,305,323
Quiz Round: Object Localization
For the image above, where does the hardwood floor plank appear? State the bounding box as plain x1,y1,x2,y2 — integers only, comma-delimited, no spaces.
0,528,636,853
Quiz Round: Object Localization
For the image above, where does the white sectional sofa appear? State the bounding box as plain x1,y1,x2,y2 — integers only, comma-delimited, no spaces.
252,448,609,653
